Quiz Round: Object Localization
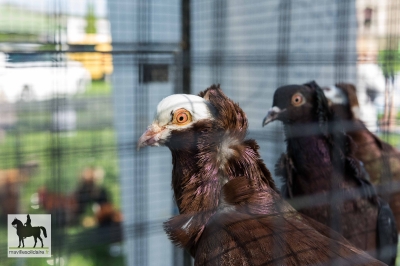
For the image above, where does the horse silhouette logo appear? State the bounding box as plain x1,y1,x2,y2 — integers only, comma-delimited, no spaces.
12,214,47,248
8,214,51,257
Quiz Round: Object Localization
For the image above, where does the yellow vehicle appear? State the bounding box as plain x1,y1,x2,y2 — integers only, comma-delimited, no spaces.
68,35,113,81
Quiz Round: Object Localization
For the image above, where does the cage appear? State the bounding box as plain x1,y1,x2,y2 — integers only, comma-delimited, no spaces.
0,0,399,265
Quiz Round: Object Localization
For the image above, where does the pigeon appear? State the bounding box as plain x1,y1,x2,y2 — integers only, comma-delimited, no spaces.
138,84,385,265
263,81,397,265
323,83,400,229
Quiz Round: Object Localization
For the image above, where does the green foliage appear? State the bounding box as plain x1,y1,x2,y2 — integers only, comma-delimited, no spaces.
378,132,400,148
83,81,113,96
0,128,122,264
0,129,120,216
378,49,400,79
67,254,95,266
85,3,97,34
38,44,57,51
0,5,57,37
0,33,38,42
67,244,125,266
0,257,50,266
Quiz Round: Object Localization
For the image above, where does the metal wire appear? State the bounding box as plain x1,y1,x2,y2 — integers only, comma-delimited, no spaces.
0,1,399,266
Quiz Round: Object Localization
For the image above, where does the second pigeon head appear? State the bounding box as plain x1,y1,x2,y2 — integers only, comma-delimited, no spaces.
262,81,332,136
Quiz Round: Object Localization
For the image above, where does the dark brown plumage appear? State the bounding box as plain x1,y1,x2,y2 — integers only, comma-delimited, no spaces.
323,83,400,229
138,85,385,265
263,81,397,265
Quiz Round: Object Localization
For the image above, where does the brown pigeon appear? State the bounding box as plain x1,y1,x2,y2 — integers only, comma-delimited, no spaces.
138,84,385,265
262,81,397,265
323,83,400,228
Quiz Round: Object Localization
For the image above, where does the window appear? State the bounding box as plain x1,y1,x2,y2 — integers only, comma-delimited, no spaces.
364,7,373,28
141,64,169,83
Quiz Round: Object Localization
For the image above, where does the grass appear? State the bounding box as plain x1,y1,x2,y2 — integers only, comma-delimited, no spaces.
0,4,56,35
82,81,112,96
0,80,118,206
0,128,123,265
0,101,122,266
0,80,124,265
7,129,121,213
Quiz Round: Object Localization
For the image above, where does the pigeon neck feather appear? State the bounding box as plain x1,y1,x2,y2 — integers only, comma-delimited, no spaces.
169,121,277,215
287,135,335,194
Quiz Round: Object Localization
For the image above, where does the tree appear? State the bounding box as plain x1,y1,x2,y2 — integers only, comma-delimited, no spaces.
378,49,400,80
85,2,97,34
378,47,400,132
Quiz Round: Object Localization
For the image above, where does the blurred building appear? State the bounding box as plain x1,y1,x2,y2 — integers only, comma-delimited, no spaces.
0,5,92,102
357,0,400,58
67,16,113,80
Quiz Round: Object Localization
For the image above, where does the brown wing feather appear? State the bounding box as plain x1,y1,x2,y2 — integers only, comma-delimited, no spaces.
328,83,400,234
275,153,295,198
194,177,384,266
348,120,400,228
197,212,383,266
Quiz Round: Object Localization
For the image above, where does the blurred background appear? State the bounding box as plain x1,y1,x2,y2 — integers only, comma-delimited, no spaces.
0,0,398,265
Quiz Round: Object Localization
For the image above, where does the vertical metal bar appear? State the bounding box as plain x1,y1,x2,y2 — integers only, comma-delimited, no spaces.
212,0,226,83
134,62,149,266
276,0,291,87
331,1,352,260
51,1,65,264
275,0,291,261
14,128,22,212
335,0,350,82
172,1,193,265
134,1,150,265
181,0,191,95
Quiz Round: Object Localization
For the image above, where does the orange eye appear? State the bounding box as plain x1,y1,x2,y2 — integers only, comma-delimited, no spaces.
177,113,188,123
291,93,304,106
172,108,192,125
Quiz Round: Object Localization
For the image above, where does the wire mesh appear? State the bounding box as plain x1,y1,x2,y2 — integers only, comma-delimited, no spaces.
0,0,398,266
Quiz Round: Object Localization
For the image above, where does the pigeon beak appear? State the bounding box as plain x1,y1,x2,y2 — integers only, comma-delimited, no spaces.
137,124,167,150
262,106,285,127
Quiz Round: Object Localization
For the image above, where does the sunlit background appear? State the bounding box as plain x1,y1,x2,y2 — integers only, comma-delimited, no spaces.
0,0,399,265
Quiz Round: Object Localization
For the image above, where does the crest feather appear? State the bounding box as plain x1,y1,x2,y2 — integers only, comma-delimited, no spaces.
303,81,332,137
199,84,248,140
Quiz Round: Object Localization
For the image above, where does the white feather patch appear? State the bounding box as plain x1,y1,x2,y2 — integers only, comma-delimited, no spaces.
155,94,213,127
217,134,240,170
181,216,193,233
352,106,360,119
323,85,348,105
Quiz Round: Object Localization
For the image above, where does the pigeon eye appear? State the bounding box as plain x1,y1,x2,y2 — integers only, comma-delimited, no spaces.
178,114,187,122
172,109,192,125
291,93,304,106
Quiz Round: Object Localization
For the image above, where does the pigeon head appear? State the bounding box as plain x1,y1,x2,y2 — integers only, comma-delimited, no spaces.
137,93,215,150
262,81,331,130
137,84,247,151
137,84,260,213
